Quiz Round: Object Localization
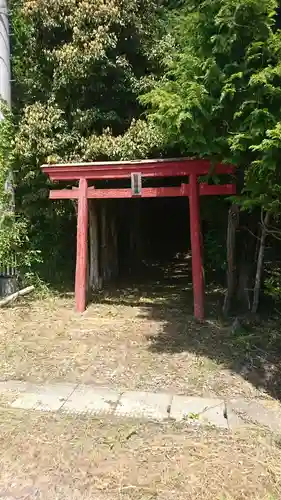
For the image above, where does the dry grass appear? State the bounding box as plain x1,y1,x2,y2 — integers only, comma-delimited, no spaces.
0,407,280,500
0,281,278,400
1,275,281,499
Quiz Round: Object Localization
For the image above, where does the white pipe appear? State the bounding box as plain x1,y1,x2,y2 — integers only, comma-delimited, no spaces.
0,0,11,109
0,1,15,284
0,0,13,209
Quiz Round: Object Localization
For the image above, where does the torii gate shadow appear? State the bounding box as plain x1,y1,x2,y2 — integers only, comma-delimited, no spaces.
145,302,281,402
97,259,281,402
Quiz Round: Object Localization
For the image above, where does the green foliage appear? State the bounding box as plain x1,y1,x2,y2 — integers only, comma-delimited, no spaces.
12,0,163,134
0,103,41,273
0,104,15,218
142,0,281,213
0,103,22,266
11,0,166,163
83,120,165,161
264,267,281,301
204,229,227,273
9,0,166,285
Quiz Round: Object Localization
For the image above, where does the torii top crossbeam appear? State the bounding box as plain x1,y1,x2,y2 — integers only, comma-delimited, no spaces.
41,158,236,319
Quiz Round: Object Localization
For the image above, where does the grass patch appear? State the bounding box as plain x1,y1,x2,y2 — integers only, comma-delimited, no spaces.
0,408,280,499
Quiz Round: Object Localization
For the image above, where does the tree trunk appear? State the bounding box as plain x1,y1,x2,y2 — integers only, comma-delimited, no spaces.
110,204,119,279
100,201,107,284
99,201,119,284
134,199,142,265
223,204,239,316
88,200,100,291
251,211,270,314
128,200,142,275
237,261,251,311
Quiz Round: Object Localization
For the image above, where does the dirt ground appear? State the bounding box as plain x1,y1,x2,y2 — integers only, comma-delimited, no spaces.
1,269,281,401
0,408,280,500
0,296,255,397
1,267,281,499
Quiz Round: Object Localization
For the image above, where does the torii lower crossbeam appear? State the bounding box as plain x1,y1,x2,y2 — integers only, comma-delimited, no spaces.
41,158,236,319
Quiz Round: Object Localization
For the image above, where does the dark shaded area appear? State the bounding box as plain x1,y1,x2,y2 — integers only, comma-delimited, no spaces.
117,196,190,275
116,193,229,283
92,195,281,402
97,259,281,402
145,280,281,401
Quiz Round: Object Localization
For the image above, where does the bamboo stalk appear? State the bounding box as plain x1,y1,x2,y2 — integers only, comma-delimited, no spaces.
223,204,239,316
0,285,34,307
251,212,270,314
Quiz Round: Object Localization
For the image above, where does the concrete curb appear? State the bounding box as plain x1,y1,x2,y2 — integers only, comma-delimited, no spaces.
0,380,280,432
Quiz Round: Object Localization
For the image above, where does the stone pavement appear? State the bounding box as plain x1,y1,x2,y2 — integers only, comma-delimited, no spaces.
0,380,280,432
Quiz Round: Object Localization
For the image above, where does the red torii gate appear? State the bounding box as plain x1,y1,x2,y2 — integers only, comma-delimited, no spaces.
41,158,236,320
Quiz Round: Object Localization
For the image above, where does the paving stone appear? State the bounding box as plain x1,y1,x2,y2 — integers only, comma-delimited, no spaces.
115,391,172,420
170,396,228,428
10,392,42,410
10,392,66,412
5,379,281,432
227,398,281,432
10,383,76,412
61,385,120,415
